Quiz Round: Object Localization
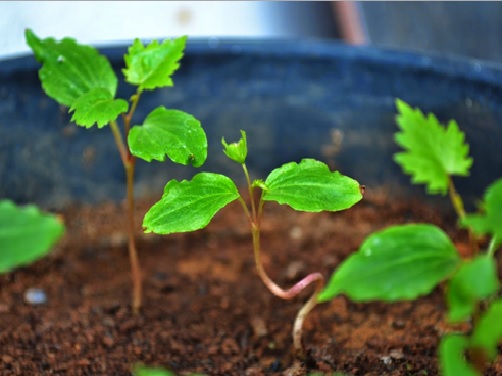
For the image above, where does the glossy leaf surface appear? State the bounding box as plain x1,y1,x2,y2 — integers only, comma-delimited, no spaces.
143,173,239,234
123,36,187,91
318,224,460,302
262,159,363,212
26,29,118,107
129,107,207,166
69,88,128,128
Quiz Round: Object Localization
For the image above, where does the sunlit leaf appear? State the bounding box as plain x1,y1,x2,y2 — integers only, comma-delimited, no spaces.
69,88,128,128
318,224,460,302
262,159,363,212
123,36,187,91
394,99,472,195
26,29,118,107
129,106,207,166
143,173,239,234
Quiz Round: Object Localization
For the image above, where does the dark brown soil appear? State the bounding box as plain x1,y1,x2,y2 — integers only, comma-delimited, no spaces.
1,189,500,376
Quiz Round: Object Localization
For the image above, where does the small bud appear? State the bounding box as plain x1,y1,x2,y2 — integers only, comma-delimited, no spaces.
222,130,247,164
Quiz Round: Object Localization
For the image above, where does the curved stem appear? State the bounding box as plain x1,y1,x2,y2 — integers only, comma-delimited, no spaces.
251,216,323,359
239,163,323,358
293,274,324,358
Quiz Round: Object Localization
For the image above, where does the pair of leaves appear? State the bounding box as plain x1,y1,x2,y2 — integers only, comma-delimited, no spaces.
143,158,363,234
0,200,65,274
26,29,128,128
394,99,473,195
26,30,206,167
441,300,502,376
318,224,461,302
26,29,186,129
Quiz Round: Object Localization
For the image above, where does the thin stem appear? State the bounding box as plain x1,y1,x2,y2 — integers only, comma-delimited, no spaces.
239,162,323,358
125,158,141,314
448,176,479,257
293,274,324,359
487,237,498,258
110,89,143,313
242,163,257,221
109,120,127,166
250,207,323,359
448,175,466,219
123,91,142,136
122,90,142,313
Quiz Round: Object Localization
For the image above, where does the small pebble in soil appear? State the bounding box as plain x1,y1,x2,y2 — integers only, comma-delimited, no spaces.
251,316,268,337
268,359,282,372
23,288,47,305
392,319,406,330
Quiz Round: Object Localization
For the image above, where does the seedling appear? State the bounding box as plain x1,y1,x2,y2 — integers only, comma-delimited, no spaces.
142,130,363,358
26,30,207,313
318,99,502,375
0,199,64,274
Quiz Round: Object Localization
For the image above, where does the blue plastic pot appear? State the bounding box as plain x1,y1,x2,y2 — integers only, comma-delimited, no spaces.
1,39,501,209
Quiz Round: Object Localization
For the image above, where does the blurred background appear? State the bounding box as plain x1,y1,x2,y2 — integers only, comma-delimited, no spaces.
1,1,502,64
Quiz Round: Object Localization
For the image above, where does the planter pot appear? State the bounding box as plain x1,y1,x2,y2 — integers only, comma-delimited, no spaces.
1,39,501,209
1,39,502,375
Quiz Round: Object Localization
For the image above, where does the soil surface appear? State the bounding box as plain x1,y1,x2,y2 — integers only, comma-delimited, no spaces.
1,189,500,376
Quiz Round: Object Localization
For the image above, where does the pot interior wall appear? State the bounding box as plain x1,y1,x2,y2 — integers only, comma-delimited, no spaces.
1,39,501,210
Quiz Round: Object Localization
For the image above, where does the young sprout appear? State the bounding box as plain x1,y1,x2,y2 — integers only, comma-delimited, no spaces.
143,130,363,358
319,99,502,375
26,30,207,313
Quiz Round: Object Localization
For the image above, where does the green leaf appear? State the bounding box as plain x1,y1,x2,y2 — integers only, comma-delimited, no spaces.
222,130,247,165
318,224,461,302
394,99,473,195
132,363,175,376
262,159,363,212
0,200,65,274
128,106,207,166
123,36,187,91
446,255,499,323
26,29,119,107
143,173,239,234
462,177,502,247
470,299,502,360
69,88,128,128
439,334,479,376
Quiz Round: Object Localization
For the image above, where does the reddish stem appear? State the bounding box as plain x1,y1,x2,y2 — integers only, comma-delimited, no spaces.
250,219,324,359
